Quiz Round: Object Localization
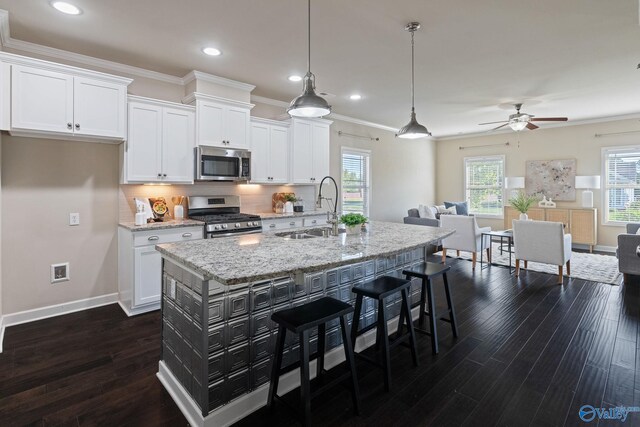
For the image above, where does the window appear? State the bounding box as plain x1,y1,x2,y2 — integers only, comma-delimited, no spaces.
464,155,505,217
603,147,640,223
341,148,371,217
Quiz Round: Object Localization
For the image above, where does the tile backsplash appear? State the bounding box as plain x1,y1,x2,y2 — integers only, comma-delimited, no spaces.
119,183,317,222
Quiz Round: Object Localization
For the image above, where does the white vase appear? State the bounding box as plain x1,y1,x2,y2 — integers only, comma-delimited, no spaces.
346,225,361,235
519,213,529,221
284,201,294,213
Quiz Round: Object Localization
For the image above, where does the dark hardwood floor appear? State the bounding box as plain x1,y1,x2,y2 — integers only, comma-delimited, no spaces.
1,255,637,426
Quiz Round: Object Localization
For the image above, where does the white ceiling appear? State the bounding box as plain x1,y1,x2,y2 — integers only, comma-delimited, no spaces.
1,0,639,138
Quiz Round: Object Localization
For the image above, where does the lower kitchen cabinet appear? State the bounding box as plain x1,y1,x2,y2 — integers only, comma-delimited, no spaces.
118,225,203,316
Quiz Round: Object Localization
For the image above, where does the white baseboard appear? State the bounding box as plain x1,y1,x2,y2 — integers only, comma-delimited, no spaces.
117,300,160,317
0,293,119,354
157,306,420,427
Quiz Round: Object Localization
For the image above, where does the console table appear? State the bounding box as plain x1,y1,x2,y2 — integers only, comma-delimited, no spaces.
504,206,597,252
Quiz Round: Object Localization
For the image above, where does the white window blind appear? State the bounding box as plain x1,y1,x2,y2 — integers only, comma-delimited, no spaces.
341,149,371,217
464,156,504,216
604,147,640,223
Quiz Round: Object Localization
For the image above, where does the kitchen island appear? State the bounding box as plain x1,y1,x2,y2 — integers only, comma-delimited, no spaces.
155,221,453,427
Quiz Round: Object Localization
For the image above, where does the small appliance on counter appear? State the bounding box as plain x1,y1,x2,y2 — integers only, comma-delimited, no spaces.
187,195,262,238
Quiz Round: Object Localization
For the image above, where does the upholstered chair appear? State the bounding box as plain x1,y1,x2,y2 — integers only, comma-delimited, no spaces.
440,215,491,270
513,220,571,284
618,223,640,284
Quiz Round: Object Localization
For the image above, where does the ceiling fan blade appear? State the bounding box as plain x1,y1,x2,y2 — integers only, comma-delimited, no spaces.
490,123,509,131
530,117,568,122
526,122,539,130
479,120,508,126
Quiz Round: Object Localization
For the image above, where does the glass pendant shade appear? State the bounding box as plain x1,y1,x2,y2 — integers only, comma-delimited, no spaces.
508,118,529,131
288,72,331,118
397,108,431,139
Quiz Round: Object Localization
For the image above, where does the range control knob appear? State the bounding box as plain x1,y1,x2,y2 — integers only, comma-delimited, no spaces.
214,225,221,230
235,223,241,228
221,224,228,229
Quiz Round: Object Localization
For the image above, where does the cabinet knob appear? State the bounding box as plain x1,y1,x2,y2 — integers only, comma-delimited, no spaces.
289,221,296,226
75,123,80,130
67,123,72,129
148,236,160,241
163,174,167,177
157,173,162,177
182,232,192,238
269,224,276,228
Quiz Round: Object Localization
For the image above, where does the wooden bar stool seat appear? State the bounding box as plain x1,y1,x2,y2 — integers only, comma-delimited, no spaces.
350,275,419,392
402,262,458,354
268,297,360,427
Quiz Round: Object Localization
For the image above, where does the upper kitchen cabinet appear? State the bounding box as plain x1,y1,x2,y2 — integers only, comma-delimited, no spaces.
3,52,131,142
183,93,253,149
250,118,290,184
289,118,332,184
123,96,195,184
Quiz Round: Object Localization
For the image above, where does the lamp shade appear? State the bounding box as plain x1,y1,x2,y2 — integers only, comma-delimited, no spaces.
505,177,525,189
575,175,601,189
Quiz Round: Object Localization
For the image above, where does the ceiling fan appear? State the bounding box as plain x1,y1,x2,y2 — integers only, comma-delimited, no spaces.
479,103,568,132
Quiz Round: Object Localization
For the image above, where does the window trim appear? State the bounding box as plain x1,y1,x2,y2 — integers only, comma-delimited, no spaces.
601,145,640,226
340,147,371,218
463,154,505,219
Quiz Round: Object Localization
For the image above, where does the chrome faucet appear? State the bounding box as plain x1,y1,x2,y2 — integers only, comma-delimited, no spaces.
316,176,339,236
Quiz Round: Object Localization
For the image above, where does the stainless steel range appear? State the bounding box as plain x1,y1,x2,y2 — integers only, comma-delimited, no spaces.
187,195,262,238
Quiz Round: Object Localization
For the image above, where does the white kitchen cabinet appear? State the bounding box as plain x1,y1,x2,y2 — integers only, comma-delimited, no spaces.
123,96,195,184
7,55,131,141
303,215,329,227
262,217,305,231
289,117,332,184
0,61,11,131
118,225,203,316
250,118,290,184
184,93,253,149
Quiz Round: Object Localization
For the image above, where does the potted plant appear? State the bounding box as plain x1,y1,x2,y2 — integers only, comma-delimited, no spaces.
340,213,368,235
283,194,296,214
509,190,538,220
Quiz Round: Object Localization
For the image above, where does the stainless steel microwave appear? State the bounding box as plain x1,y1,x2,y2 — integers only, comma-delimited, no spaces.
195,146,251,181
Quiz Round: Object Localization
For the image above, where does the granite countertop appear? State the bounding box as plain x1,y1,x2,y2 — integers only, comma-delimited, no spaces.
252,210,327,220
156,221,454,285
119,219,204,232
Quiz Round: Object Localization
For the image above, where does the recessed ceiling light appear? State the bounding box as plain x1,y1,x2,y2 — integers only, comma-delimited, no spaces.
202,47,222,56
349,94,362,101
288,75,302,82
50,1,82,15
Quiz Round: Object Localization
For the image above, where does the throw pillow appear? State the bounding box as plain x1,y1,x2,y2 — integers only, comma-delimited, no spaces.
439,206,457,215
444,201,468,216
418,204,436,219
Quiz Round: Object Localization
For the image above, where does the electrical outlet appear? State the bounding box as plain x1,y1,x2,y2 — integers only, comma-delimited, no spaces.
69,213,80,226
51,262,70,283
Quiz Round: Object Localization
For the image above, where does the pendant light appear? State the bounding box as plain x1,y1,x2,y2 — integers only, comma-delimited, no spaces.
287,0,331,118
397,22,431,139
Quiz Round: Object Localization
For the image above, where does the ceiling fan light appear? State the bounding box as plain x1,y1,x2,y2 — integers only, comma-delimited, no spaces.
508,120,528,131
287,73,331,118
397,110,431,139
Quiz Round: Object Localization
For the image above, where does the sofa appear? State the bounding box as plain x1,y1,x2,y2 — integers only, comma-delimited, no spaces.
618,223,640,283
404,208,439,227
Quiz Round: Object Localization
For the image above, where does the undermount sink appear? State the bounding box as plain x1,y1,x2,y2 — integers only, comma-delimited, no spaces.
275,227,335,240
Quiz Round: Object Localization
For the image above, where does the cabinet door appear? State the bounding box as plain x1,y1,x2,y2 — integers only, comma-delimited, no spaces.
225,106,250,148
311,123,330,181
197,100,225,147
126,102,162,182
250,122,270,183
162,107,195,183
269,125,289,183
133,246,162,307
546,209,569,230
291,120,313,184
527,208,546,221
11,65,74,134
570,209,596,245
73,77,126,138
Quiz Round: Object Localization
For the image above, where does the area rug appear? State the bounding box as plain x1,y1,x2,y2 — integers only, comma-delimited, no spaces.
436,243,622,285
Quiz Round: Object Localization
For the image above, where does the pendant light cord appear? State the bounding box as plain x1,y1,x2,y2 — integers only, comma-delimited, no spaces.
410,28,415,111
307,0,311,74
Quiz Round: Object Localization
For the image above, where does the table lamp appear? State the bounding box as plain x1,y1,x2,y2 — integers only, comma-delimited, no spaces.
575,175,600,208
505,177,525,199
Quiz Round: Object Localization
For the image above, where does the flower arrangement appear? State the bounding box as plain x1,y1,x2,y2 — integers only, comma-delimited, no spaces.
509,190,538,214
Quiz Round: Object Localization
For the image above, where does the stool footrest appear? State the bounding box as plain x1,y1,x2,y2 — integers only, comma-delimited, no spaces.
276,350,322,376
388,332,411,349
354,352,382,368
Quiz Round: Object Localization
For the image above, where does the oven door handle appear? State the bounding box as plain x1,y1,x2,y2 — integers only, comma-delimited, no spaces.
208,229,262,238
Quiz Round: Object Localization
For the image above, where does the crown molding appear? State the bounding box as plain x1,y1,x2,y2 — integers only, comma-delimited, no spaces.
182,92,254,109
251,95,289,108
0,9,9,46
182,70,255,93
250,116,291,127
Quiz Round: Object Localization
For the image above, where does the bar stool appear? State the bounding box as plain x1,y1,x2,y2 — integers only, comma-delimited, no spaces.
350,275,418,392
268,297,360,427
402,262,458,354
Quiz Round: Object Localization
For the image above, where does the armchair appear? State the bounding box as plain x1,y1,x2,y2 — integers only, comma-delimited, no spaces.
618,223,640,283
440,215,491,270
513,220,571,284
